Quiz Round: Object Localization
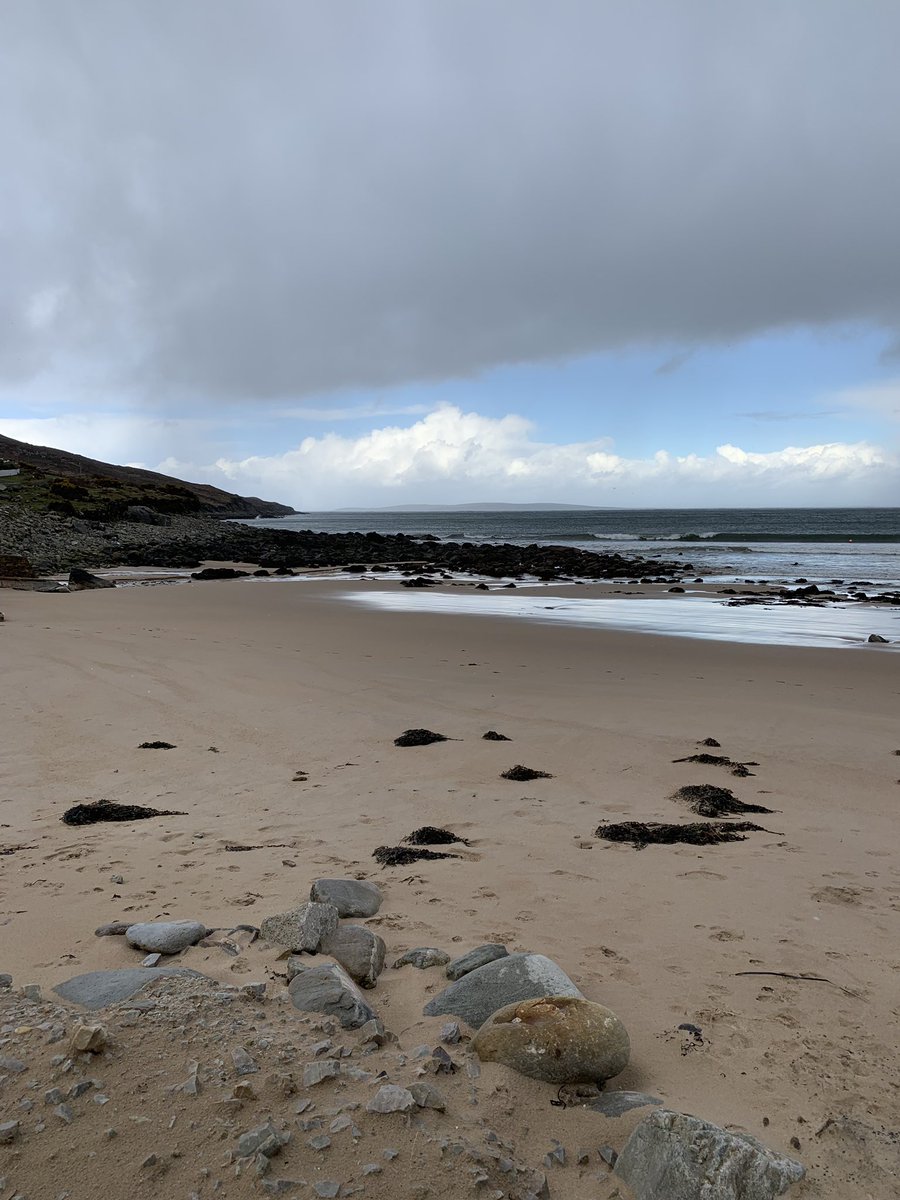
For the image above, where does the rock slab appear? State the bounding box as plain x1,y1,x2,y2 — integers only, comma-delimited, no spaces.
125,921,207,955
614,1109,806,1200
393,947,450,970
446,943,509,980
260,902,340,952
423,952,582,1029
473,995,629,1085
54,967,207,1010
310,878,383,917
288,962,377,1029
320,924,386,989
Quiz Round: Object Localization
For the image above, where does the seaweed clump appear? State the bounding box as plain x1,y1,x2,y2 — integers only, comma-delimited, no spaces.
62,799,186,826
138,740,176,749
501,765,553,781
594,820,767,848
483,730,511,741
699,737,721,747
405,826,470,846
670,784,774,818
394,729,448,747
373,845,459,867
673,753,758,777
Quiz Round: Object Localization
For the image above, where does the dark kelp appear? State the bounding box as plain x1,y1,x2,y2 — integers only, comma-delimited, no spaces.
394,729,449,747
62,799,186,826
138,740,176,749
482,730,511,741
673,753,758,777
501,765,554,781
594,820,768,848
669,784,774,818
405,826,470,846
373,845,460,866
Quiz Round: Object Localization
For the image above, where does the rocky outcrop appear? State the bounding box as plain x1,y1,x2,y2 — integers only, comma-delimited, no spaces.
614,1109,806,1199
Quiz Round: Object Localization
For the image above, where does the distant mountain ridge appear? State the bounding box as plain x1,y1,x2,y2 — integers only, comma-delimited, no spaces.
333,502,612,512
0,433,295,520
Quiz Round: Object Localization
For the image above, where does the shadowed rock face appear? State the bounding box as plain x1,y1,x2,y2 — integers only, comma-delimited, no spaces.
423,952,582,1029
473,996,630,1085
614,1109,805,1200
287,962,377,1029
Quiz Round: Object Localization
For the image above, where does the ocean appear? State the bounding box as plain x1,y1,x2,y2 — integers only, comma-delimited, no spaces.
252,507,900,589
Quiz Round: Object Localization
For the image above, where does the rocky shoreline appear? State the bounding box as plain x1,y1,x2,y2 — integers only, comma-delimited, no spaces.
1,502,690,580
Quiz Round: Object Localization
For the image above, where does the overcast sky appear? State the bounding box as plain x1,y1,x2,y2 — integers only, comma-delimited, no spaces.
2,0,899,508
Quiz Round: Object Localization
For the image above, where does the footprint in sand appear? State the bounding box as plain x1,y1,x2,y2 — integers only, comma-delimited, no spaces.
710,928,745,941
678,870,726,881
811,885,871,906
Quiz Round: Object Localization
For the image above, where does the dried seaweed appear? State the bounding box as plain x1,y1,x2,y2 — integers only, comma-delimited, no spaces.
501,765,553,781
138,740,176,749
483,730,511,741
394,729,448,747
594,820,768,848
405,826,470,846
699,737,721,747
373,845,460,867
670,784,774,818
673,753,758,777
62,799,186,826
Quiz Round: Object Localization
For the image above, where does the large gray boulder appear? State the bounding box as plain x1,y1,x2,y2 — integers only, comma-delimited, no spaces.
310,879,383,918
54,967,207,1010
615,1109,805,1200
423,952,582,1029
320,925,386,989
473,995,629,1084
67,568,115,590
260,902,339,952
125,921,207,955
288,962,377,1029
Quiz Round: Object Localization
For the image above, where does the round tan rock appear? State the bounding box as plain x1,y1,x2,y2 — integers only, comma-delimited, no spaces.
473,995,629,1085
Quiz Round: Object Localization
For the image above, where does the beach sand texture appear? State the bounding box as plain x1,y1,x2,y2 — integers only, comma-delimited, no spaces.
1,579,898,1198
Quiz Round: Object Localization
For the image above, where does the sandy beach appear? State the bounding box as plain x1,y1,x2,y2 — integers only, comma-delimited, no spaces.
1,577,899,1198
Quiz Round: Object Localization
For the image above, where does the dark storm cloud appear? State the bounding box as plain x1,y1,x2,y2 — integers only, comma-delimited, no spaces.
2,0,900,402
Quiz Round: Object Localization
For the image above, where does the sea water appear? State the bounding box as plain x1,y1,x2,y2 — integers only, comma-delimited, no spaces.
252,508,900,590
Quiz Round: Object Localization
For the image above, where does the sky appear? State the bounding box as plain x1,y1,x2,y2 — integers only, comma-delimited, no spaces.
1,0,899,510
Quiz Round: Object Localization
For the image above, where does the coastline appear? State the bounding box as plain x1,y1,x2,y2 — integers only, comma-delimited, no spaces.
2,578,899,1195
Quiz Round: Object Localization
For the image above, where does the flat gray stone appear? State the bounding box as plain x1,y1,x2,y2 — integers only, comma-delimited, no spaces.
0,1055,26,1074
409,1082,446,1111
260,902,339,952
423,952,582,1029
366,1084,415,1114
288,962,377,1029
310,878,383,918
53,967,207,1010
320,924,386,989
615,1109,806,1200
393,947,451,970
446,943,508,981
125,921,207,955
587,1090,663,1118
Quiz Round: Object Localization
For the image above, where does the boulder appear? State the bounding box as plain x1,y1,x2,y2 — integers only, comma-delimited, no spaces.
123,505,170,525
260,902,339,952
288,962,377,1029
423,952,582,1029
320,924,386,989
393,947,451,970
366,1084,416,1114
309,878,383,918
67,568,115,590
53,967,207,1010
446,943,508,980
190,567,249,580
473,995,629,1085
614,1109,805,1200
125,920,207,955
867,633,889,643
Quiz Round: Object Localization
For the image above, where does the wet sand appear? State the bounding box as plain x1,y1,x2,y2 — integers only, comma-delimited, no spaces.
2,577,899,1196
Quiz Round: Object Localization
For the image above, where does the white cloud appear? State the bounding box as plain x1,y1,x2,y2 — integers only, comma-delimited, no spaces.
156,405,898,508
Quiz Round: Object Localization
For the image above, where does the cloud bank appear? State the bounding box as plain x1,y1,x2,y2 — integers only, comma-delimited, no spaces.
3,1,900,403
156,406,898,508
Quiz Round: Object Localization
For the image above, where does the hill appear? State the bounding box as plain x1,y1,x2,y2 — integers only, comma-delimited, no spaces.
0,433,294,520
